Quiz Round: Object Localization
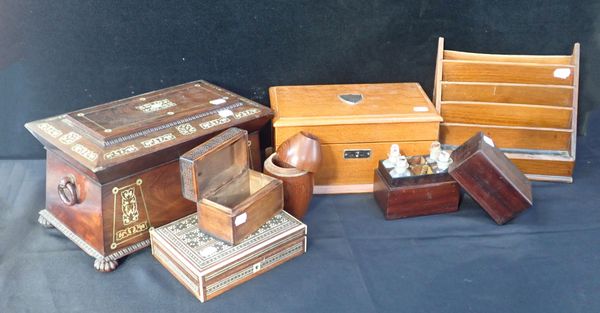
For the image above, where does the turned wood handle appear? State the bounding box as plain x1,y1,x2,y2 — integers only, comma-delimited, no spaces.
58,177,78,206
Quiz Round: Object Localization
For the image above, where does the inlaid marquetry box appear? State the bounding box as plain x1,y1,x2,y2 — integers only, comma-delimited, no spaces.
25,80,273,272
150,211,307,302
180,127,284,245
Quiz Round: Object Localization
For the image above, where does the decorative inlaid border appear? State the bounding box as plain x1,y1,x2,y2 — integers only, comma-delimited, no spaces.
103,102,245,147
135,99,177,113
155,212,302,270
205,242,304,295
153,245,199,295
111,179,152,249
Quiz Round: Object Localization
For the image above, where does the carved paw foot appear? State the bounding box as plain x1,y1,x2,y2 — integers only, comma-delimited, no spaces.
38,214,54,229
94,258,119,272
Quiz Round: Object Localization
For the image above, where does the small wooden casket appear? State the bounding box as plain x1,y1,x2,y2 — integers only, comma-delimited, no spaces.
449,132,533,224
150,210,307,302
373,155,460,219
25,81,273,272
180,127,283,245
270,83,442,194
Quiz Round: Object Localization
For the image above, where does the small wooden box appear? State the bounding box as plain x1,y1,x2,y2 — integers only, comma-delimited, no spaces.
150,211,307,302
449,132,533,224
373,156,460,219
25,81,273,271
270,83,442,194
433,37,580,183
180,127,283,245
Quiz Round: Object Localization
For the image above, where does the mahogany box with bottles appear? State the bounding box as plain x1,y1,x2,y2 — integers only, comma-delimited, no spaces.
373,143,460,219
374,132,533,224
25,80,273,272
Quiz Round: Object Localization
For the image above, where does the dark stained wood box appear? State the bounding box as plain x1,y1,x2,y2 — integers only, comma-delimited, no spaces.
150,210,307,302
25,80,273,272
180,127,283,245
373,156,460,220
449,132,533,224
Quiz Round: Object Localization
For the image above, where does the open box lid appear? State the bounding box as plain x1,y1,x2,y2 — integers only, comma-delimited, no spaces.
180,127,249,203
448,132,533,222
25,81,272,183
270,82,442,127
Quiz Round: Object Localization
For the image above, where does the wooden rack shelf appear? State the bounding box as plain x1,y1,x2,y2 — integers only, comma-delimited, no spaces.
433,37,580,183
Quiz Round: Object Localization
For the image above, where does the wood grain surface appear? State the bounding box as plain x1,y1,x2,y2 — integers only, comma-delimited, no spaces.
263,154,313,220
441,82,573,106
442,60,575,85
270,82,441,127
449,132,532,225
198,170,283,245
304,141,433,186
373,169,460,220
440,123,572,151
443,49,573,64
440,101,572,128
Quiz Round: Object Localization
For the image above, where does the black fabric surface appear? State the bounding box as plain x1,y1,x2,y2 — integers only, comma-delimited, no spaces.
1,112,599,313
1,0,599,158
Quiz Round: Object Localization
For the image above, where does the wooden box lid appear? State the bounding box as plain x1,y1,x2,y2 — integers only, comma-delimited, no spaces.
180,127,249,203
269,83,442,127
449,132,533,224
25,81,272,183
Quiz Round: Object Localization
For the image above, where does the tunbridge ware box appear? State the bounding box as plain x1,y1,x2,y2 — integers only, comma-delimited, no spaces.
150,210,307,302
25,80,273,272
270,83,442,194
180,127,284,245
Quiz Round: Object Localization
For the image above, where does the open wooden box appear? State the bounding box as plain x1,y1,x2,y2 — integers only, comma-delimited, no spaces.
373,154,460,220
180,127,283,245
433,37,580,183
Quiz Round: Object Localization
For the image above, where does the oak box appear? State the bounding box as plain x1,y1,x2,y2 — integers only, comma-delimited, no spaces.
270,83,442,194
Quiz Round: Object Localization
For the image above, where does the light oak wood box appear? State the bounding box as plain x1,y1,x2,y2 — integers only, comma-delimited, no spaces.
180,127,283,245
270,83,442,194
150,211,307,302
433,37,580,183
24,80,273,272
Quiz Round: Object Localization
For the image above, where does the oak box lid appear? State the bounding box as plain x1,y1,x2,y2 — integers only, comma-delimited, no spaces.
25,81,273,183
269,82,442,127
180,127,249,203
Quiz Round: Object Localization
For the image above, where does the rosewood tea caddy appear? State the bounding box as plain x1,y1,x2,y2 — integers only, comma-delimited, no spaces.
180,127,284,245
25,81,273,272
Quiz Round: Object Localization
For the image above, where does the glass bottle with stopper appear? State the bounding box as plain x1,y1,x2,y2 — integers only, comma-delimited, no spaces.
435,151,452,173
427,141,441,163
390,155,411,178
383,144,401,168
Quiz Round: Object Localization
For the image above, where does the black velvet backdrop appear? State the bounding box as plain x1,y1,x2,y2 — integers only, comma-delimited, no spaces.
1,0,598,158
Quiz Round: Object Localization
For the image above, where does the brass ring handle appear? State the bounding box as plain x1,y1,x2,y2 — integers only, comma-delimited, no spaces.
58,177,78,206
